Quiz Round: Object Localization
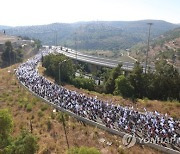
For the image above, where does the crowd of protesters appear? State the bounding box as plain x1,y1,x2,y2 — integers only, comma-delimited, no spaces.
16,49,180,148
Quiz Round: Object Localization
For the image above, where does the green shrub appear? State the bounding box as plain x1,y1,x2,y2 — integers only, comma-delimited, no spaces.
51,112,56,119
41,104,48,111
94,85,104,93
114,75,134,98
67,146,100,154
57,112,69,123
117,147,126,154
10,130,39,154
72,77,95,91
38,110,44,117
47,120,52,131
26,104,32,112
18,104,23,109
23,97,28,102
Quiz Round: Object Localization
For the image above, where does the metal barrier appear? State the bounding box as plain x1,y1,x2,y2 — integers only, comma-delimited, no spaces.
16,73,180,154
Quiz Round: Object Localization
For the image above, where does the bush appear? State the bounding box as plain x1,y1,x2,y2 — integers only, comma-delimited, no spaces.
0,110,39,154
47,120,52,131
26,104,32,112
51,112,56,119
57,112,69,123
42,54,76,83
94,85,105,93
114,75,134,98
67,146,100,154
72,77,95,91
38,110,44,117
0,109,13,142
9,130,39,154
117,147,126,154
41,104,48,111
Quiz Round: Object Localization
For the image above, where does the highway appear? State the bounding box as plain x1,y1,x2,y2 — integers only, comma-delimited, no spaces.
16,50,180,154
49,46,155,71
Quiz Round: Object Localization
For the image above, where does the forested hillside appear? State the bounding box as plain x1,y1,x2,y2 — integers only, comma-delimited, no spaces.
0,33,42,68
4,20,178,50
0,26,11,30
130,27,180,68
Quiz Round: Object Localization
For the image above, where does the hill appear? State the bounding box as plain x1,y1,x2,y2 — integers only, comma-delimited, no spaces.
0,25,11,30
0,33,41,67
130,27,180,68
0,32,19,44
4,20,178,51
0,65,163,154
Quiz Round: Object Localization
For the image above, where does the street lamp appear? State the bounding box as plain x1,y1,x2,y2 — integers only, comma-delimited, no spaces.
59,59,67,85
145,23,153,74
58,59,70,149
74,32,78,65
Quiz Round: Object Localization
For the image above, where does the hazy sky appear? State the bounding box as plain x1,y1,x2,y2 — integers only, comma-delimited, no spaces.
0,0,179,26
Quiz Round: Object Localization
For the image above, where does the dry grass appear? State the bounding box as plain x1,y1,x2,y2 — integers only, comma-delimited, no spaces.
37,63,180,119
0,33,19,44
0,65,163,154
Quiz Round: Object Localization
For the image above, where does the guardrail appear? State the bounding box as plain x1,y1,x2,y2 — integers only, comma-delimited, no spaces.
16,72,180,154
55,47,155,71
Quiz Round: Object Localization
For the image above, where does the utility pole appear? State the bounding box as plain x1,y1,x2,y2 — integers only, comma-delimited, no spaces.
9,48,11,66
58,60,70,149
59,62,61,85
59,59,69,85
55,31,57,46
145,23,153,74
53,30,57,46
61,114,69,149
8,45,12,72
74,32,78,65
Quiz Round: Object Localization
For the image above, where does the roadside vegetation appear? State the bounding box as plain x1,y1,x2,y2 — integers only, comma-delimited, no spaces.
0,65,160,154
43,54,180,101
42,54,96,91
0,39,42,68
67,146,100,154
0,41,23,67
0,109,39,154
112,61,180,101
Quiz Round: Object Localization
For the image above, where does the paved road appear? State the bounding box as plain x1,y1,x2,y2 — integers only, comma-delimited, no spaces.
49,46,155,71
16,49,179,154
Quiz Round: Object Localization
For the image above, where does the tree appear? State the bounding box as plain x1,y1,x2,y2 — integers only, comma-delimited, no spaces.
43,54,76,83
72,77,95,91
114,75,134,98
104,64,122,93
0,109,13,137
1,41,23,67
0,109,13,149
33,39,42,50
1,41,13,67
7,130,39,154
15,48,23,63
128,62,145,98
152,60,180,100
0,110,39,154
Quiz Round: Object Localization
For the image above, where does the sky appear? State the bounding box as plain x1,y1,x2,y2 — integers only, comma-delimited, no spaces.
0,0,180,26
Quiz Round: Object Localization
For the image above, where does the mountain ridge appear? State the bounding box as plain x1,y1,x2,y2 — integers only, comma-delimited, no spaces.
2,20,179,50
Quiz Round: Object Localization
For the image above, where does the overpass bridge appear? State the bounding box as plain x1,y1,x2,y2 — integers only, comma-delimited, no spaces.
46,46,155,71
